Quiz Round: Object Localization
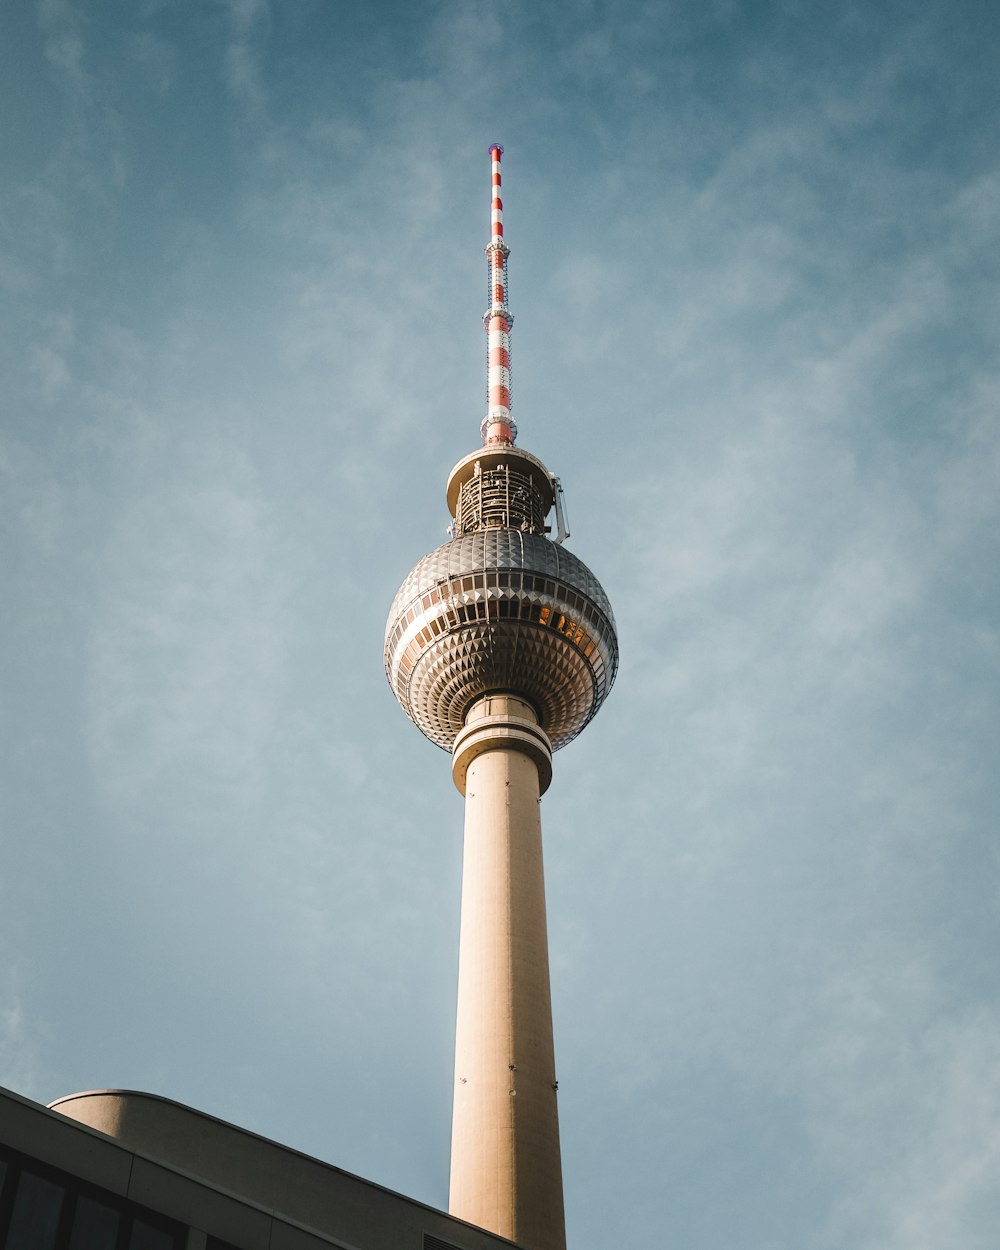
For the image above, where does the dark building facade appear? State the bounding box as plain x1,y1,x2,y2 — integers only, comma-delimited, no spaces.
1,1085,520,1250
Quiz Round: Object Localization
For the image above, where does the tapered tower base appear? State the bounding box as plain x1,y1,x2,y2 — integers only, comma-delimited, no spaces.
449,695,566,1250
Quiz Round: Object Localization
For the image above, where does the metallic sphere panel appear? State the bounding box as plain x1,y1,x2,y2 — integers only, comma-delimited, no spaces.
385,530,618,751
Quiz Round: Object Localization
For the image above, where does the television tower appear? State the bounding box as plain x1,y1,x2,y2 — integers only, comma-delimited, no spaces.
385,145,618,1250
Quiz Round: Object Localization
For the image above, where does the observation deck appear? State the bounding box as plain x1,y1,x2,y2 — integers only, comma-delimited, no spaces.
385,448,618,752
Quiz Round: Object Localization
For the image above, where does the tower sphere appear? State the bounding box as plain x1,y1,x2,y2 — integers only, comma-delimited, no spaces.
384,446,618,753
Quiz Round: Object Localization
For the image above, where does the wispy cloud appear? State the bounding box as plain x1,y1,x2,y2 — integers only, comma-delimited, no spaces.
126,31,177,96
221,0,270,117
36,0,89,94
3,1,999,1245
0,972,45,1097
84,427,295,820
817,1009,1000,1250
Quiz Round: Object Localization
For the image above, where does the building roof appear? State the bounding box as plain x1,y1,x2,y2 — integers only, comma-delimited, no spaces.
2,1085,521,1250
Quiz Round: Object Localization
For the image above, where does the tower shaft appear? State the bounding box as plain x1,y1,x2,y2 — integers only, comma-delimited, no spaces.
449,695,566,1250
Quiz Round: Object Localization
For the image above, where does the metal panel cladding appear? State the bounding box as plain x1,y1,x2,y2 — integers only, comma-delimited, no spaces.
385,530,618,752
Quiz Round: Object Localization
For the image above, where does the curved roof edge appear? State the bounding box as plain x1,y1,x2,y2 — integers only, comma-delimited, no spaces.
48,1089,518,1249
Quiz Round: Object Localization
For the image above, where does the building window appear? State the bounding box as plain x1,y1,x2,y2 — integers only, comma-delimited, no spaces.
67,1194,120,1250
129,1220,177,1250
0,1146,184,1250
5,1170,65,1250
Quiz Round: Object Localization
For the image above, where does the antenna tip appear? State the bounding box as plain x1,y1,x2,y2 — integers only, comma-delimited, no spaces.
489,142,504,157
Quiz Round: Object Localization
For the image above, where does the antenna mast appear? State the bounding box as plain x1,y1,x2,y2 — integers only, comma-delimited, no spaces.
481,143,516,448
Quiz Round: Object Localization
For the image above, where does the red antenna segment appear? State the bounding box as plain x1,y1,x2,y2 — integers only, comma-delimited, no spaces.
481,143,516,447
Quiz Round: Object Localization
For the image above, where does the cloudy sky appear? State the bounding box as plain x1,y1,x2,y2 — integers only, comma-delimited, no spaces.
2,1,1000,1247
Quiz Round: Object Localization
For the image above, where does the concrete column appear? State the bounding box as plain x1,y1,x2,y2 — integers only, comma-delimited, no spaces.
449,694,565,1250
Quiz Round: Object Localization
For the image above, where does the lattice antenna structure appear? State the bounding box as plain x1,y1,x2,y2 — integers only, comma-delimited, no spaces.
480,143,516,448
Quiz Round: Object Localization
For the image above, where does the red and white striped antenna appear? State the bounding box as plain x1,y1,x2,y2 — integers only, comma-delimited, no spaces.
480,143,516,447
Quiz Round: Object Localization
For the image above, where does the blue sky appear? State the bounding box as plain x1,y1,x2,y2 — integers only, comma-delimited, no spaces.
2,1,1000,1247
